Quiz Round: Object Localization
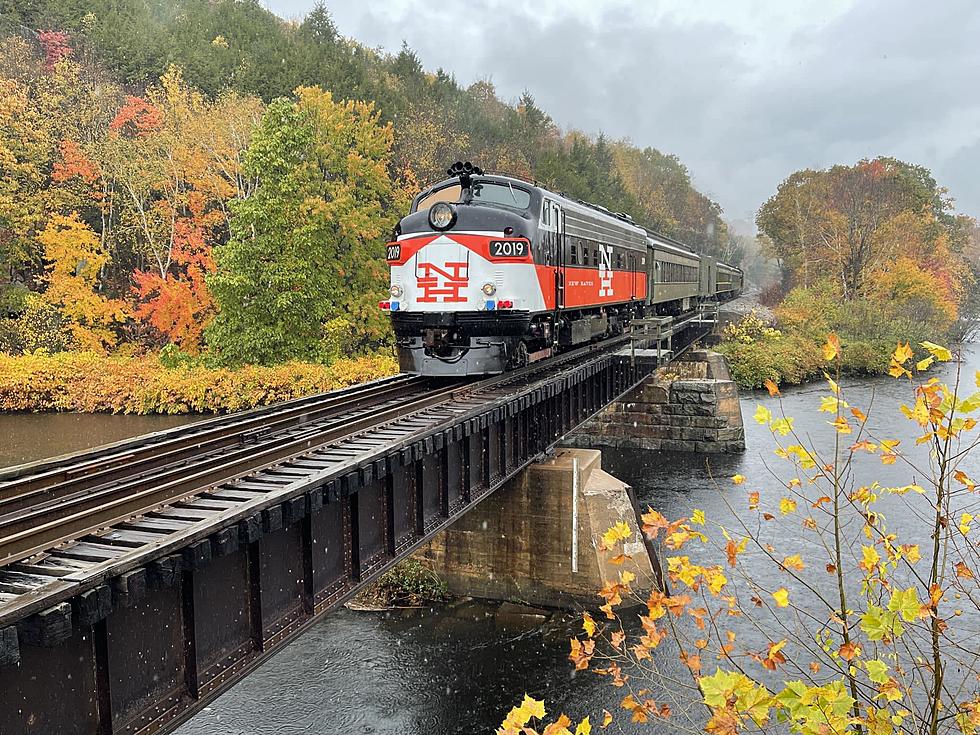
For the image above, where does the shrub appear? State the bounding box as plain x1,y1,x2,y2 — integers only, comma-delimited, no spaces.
13,294,71,353
0,351,399,413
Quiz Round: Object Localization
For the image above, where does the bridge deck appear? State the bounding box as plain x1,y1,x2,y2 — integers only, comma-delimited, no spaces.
0,313,714,735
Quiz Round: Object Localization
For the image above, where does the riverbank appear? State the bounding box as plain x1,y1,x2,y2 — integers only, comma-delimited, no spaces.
0,352,398,414
714,286,961,389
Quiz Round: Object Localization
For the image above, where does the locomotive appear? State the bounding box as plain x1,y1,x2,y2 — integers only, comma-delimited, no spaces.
382,162,743,376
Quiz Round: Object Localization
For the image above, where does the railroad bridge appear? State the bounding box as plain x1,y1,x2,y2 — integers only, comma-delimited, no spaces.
0,310,733,735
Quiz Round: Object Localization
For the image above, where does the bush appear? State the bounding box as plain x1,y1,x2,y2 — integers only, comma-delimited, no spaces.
13,294,71,353
0,351,399,413
718,333,823,389
373,560,449,606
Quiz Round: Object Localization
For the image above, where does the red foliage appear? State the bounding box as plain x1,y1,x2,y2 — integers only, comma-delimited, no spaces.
110,96,163,137
37,30,72,70
132,218,216,352
52,140,99,185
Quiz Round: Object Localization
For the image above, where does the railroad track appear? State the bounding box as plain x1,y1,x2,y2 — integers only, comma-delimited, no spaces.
0,374,468,568
0,325,685,621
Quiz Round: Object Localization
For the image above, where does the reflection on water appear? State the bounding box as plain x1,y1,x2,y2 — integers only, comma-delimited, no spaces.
0,412,198,469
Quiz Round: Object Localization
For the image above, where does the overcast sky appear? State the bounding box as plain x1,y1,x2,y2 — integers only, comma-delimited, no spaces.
264,0,980,226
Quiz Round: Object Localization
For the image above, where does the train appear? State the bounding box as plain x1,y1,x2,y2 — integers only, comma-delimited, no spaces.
382,162,743,376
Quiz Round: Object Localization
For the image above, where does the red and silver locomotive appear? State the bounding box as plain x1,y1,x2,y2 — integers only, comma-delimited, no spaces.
383,162,742,376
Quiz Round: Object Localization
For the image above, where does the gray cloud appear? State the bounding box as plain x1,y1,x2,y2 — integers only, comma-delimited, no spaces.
280,0,980,222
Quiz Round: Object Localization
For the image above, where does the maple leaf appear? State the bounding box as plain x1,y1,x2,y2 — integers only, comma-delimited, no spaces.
732,474,746,485
601,710,612,728
838,641,862,661
764,379,780,397
921,341,952,362
955,561,974,580
748,491,760,510
582,613,596,638
753,405,771,425
822,333,841,361
779,497,797,514
781,554,805,571
601,521,632,548
772,588,790,607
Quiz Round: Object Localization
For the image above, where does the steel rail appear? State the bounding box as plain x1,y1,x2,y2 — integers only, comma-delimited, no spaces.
0,382,465,567
0,373,420,487
0,374,432,502
0,318,687,570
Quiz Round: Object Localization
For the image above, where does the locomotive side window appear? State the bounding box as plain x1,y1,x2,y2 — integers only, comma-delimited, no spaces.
570,243,578,265
582,248,589,266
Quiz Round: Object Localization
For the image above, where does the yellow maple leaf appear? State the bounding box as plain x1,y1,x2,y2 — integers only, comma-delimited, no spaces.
575,716,592,735
822,333,841,361
921,341,952,362
582,612,596,638
782,554,805,571
602,521,632,547
754,405,772,425
959,512,974,535
772,588,790,607
732,474,746,485
893,342,914,365
779,497,797,514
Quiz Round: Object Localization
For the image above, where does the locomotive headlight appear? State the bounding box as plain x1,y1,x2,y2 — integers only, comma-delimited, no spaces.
481,282,497,296
428,202,456,231
389,284,403,299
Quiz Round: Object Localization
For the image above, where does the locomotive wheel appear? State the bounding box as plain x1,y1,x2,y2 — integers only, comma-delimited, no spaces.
510,341,529,369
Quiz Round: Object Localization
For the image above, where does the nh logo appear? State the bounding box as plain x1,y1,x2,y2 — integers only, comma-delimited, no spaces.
416,260,469,303
597,244,613,297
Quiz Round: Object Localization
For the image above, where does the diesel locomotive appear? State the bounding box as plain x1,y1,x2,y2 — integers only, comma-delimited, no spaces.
382,162,743,376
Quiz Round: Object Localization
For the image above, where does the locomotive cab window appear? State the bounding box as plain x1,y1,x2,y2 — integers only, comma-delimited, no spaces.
471,181,531,211
415,184,461,212
570,244,578,265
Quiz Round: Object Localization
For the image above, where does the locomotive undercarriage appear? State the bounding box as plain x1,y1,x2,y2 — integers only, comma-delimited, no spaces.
392,304,639,376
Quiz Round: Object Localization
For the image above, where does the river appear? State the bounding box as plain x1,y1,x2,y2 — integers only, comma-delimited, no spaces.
3,344,978,734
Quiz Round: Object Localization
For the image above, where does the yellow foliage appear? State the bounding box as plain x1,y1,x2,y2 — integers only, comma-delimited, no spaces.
0,351,398,414
37,213,129,351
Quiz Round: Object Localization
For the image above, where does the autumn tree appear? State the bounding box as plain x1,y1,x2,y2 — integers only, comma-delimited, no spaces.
757,158,964,300
207,86,397,366
37,213,127,350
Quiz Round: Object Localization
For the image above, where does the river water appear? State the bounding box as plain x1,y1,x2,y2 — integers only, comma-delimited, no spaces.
3,344,978,734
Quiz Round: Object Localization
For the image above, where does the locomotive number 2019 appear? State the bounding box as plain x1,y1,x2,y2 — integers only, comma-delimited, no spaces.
386,244,401,261
489,240,527,258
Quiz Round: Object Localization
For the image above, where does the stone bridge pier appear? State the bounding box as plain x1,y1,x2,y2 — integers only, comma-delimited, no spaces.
565,349,745,454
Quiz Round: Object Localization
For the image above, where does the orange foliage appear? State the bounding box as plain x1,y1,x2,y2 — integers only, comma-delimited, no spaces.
109,96,163,137
132,218,216,352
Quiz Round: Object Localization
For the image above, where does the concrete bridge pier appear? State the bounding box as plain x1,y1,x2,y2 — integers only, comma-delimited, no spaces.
415,448,660,609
